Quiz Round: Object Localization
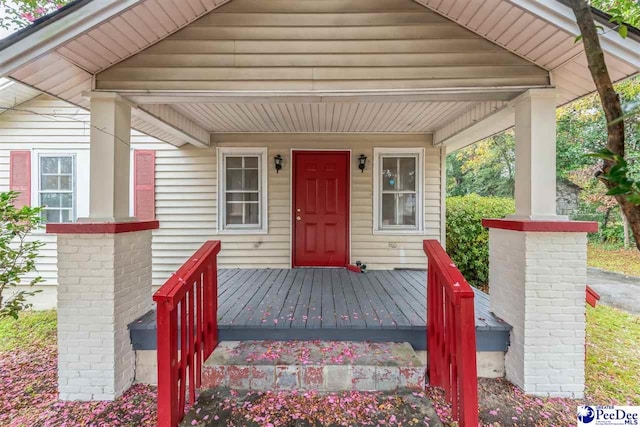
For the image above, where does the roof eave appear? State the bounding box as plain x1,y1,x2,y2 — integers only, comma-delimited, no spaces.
0,0,90,51
0,0,144,77
556,0,640,42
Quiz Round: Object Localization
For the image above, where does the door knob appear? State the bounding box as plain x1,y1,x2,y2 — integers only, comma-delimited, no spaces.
296,216,302,221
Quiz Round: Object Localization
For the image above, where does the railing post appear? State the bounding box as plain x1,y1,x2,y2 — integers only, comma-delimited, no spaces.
210,255,218,351
427,260,434,385
156,301,178,427
457,296,478,427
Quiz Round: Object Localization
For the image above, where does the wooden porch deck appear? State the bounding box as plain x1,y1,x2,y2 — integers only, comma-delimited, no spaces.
130,268,511,351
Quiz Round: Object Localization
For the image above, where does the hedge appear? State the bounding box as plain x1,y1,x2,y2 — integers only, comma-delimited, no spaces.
446,195,515,289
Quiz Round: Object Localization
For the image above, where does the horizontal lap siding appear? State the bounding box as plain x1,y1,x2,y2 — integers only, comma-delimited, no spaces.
1,97,444,293
0,95,161,292
151,134,442,287
96,0,549,92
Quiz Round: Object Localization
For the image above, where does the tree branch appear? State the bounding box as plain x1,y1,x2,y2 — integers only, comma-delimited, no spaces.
569,0,626,164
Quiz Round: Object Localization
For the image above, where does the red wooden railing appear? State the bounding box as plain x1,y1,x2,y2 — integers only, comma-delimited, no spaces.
153,241,221,427
586,285,600,308
424,240,479,427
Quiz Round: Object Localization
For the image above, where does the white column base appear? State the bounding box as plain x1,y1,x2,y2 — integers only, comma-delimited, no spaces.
56,230,152,401
77,216,138,223
506,214,570,221
489,228,587,398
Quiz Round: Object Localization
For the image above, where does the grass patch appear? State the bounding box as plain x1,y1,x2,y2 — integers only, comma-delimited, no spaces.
586,304,640,405
588,243,640,277
0,310,57,352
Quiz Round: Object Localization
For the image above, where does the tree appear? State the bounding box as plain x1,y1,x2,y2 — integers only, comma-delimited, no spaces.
447,132,515,197
0,0,70,29
0,191,44,319
568,0,640,250
557,78,640,179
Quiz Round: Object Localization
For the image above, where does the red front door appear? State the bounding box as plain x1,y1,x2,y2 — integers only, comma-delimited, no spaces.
293,151,349,267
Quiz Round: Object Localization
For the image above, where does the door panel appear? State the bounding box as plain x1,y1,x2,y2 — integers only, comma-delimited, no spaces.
293,151,349,267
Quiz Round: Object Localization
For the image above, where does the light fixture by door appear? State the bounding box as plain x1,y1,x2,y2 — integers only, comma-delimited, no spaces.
274,154,283,173
358,154,367,173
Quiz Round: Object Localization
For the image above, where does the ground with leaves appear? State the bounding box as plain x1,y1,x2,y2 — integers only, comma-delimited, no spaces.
2,305,639,426
588,243,640,277
0,311,156,426
182,389,440,426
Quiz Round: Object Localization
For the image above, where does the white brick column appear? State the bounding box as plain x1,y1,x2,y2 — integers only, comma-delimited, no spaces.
47,92,159,401
484,88,597,398
56,230,153,400
485,225,593,397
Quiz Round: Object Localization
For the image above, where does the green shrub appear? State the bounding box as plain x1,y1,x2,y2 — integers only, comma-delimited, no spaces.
446,195,515,289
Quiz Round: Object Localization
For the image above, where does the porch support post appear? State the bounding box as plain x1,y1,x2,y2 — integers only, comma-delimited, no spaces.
48,92,159,401
512,89,560,220
87,92,133,222
483,89,596,399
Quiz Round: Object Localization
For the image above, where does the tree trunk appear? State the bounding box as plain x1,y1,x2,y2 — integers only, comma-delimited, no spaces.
602,207,611,243
569,0,640,251
623,210,631,248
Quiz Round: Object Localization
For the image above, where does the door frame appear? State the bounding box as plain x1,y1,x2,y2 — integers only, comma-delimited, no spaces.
290,149,352,268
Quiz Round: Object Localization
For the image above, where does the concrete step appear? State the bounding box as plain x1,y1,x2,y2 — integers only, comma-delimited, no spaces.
202,340,426,392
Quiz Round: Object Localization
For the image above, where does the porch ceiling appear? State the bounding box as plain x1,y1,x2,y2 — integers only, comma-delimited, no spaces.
0,0,638,145
171,100,488,133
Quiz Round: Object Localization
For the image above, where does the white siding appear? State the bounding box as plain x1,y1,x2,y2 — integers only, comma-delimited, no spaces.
0,96,445,303
151,133,443,287
0,95,162,308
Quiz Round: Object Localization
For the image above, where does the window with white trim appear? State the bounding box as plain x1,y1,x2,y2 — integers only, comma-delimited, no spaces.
39,154,75,223
374,149,423,233
218,148,268,233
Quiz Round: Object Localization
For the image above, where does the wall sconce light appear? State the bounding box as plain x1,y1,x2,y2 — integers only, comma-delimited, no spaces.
358,154,367,173
274,154,283,173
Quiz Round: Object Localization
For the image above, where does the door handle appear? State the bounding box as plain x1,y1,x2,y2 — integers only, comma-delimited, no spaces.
296,216,302,221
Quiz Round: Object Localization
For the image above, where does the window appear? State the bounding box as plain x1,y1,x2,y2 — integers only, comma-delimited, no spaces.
39,154,75,223
373,148,423,233
218,148,267,233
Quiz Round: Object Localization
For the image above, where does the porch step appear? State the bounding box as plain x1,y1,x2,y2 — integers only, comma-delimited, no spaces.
202,340,425,392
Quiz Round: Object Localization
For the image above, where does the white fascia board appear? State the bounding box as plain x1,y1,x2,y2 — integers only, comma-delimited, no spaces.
134,105,210,148
121,87,541,104
436,106,515,154
0,0,144,77
507,0,640,71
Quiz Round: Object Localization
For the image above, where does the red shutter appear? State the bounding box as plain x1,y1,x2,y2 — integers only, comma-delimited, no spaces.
10,151,31,208
134,150,156,221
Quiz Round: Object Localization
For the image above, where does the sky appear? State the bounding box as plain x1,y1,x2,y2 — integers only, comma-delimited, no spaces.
0,26,15,39
0,1,21,40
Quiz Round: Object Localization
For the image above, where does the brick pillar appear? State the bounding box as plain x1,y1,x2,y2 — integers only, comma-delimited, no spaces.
53,227,156,400
47,92,159,401
484,221,597,398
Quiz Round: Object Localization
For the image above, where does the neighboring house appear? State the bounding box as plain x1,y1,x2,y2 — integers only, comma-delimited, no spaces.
0,0,638,424
557,177,582,217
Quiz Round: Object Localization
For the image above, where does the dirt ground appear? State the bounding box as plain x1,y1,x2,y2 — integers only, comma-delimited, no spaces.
182,388,443,427
427,378,582,426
